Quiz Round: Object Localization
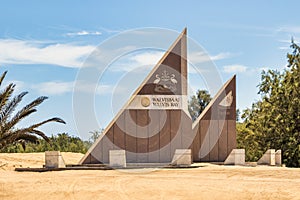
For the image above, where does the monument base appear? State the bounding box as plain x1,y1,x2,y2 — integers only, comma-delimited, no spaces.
171,149,192,166
109,150,126,168
275,150,282,166
257,149,276,166
224,149,245,165
45,151,66,168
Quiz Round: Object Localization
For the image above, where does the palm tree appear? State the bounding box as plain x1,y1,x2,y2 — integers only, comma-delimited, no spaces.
0,71,66,150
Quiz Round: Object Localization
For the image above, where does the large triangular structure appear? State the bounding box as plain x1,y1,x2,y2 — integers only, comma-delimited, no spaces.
80,28,236,164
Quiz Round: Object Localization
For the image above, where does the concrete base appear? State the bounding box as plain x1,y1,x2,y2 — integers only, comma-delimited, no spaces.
45,151,66,168
257,149,275,166
275,150,282,166
109,150,126,168
171,149,192,166
224,149,245,165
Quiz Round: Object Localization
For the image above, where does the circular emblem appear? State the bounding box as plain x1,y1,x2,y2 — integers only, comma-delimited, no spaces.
141,97,150,107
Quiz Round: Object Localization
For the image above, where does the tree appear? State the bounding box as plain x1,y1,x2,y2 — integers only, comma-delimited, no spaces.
0,71,66,150
188,90,212,121
236,109,240,122
89,129,104,143
238,41,300,167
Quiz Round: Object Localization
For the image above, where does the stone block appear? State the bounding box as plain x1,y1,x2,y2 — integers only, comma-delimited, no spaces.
109,150,126,168
45,151,65,168
224,149,245,165
275,150,282,166
257,149,275,166
171,149,192,166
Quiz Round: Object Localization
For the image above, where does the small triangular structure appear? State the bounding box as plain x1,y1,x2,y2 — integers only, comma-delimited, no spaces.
190,75,236,162
224,149,245,165
257,149,276,166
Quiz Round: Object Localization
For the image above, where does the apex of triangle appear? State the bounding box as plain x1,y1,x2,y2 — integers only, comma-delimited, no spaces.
182,27,187,35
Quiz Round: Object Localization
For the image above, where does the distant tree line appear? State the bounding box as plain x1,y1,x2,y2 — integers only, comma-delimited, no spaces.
0,133,91,154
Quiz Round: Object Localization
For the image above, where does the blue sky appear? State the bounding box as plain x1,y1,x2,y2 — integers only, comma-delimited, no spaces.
0,1,299,140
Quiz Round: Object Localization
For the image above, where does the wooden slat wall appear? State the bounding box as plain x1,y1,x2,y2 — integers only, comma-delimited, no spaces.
125,110,137,162
227,120,236,155
192,123,200,161
159,110,171,162
83,77,236,164
136,110,149,162
218,119,228,161
113,112,125,150
102,127,114,163
148,110,160,162
209,120,219,161
170,110,182,161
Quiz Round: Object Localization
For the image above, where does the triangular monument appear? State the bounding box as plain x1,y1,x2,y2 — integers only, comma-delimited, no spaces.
80,28,236,164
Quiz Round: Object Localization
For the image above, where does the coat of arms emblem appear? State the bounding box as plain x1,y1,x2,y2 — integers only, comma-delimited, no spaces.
153,70,178,93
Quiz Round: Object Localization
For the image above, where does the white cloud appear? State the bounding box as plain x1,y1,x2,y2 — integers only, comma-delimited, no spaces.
278,46,289,50
277,26,300,34
109,50,233,73
2,79,26,94
73,80,115,95
189,52,233,63
130,51,164,66
0,39,95,68
109,51,164,72
66,30,102,36
210,52,233,61
96,84,114,95
223,64,248,73
32,80,115,96
33,81,74,95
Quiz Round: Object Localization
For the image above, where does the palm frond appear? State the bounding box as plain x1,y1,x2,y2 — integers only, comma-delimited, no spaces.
4,96,48,132
30,129,51,143
0,71,7,86
0,83,15,110
0,71,66,150
0,91,28,122
26,117,66,130
0,133,39,150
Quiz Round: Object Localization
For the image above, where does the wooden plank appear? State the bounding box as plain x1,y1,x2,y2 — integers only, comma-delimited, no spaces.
159,110,171,163
209,120,219,161
102,127,114,164
136,110,149,162
200,120,210,161
218,118,228,161
181,111,193,149
227,120,236,154
192,124,200,161
125,110,137,162
170,110,182,160
113,112,125,150
91,140,103,163
82,154,91,164
148,110,160,163
90,154,99,164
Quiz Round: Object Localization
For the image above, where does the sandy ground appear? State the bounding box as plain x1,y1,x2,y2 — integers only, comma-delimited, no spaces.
0,153,300,200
